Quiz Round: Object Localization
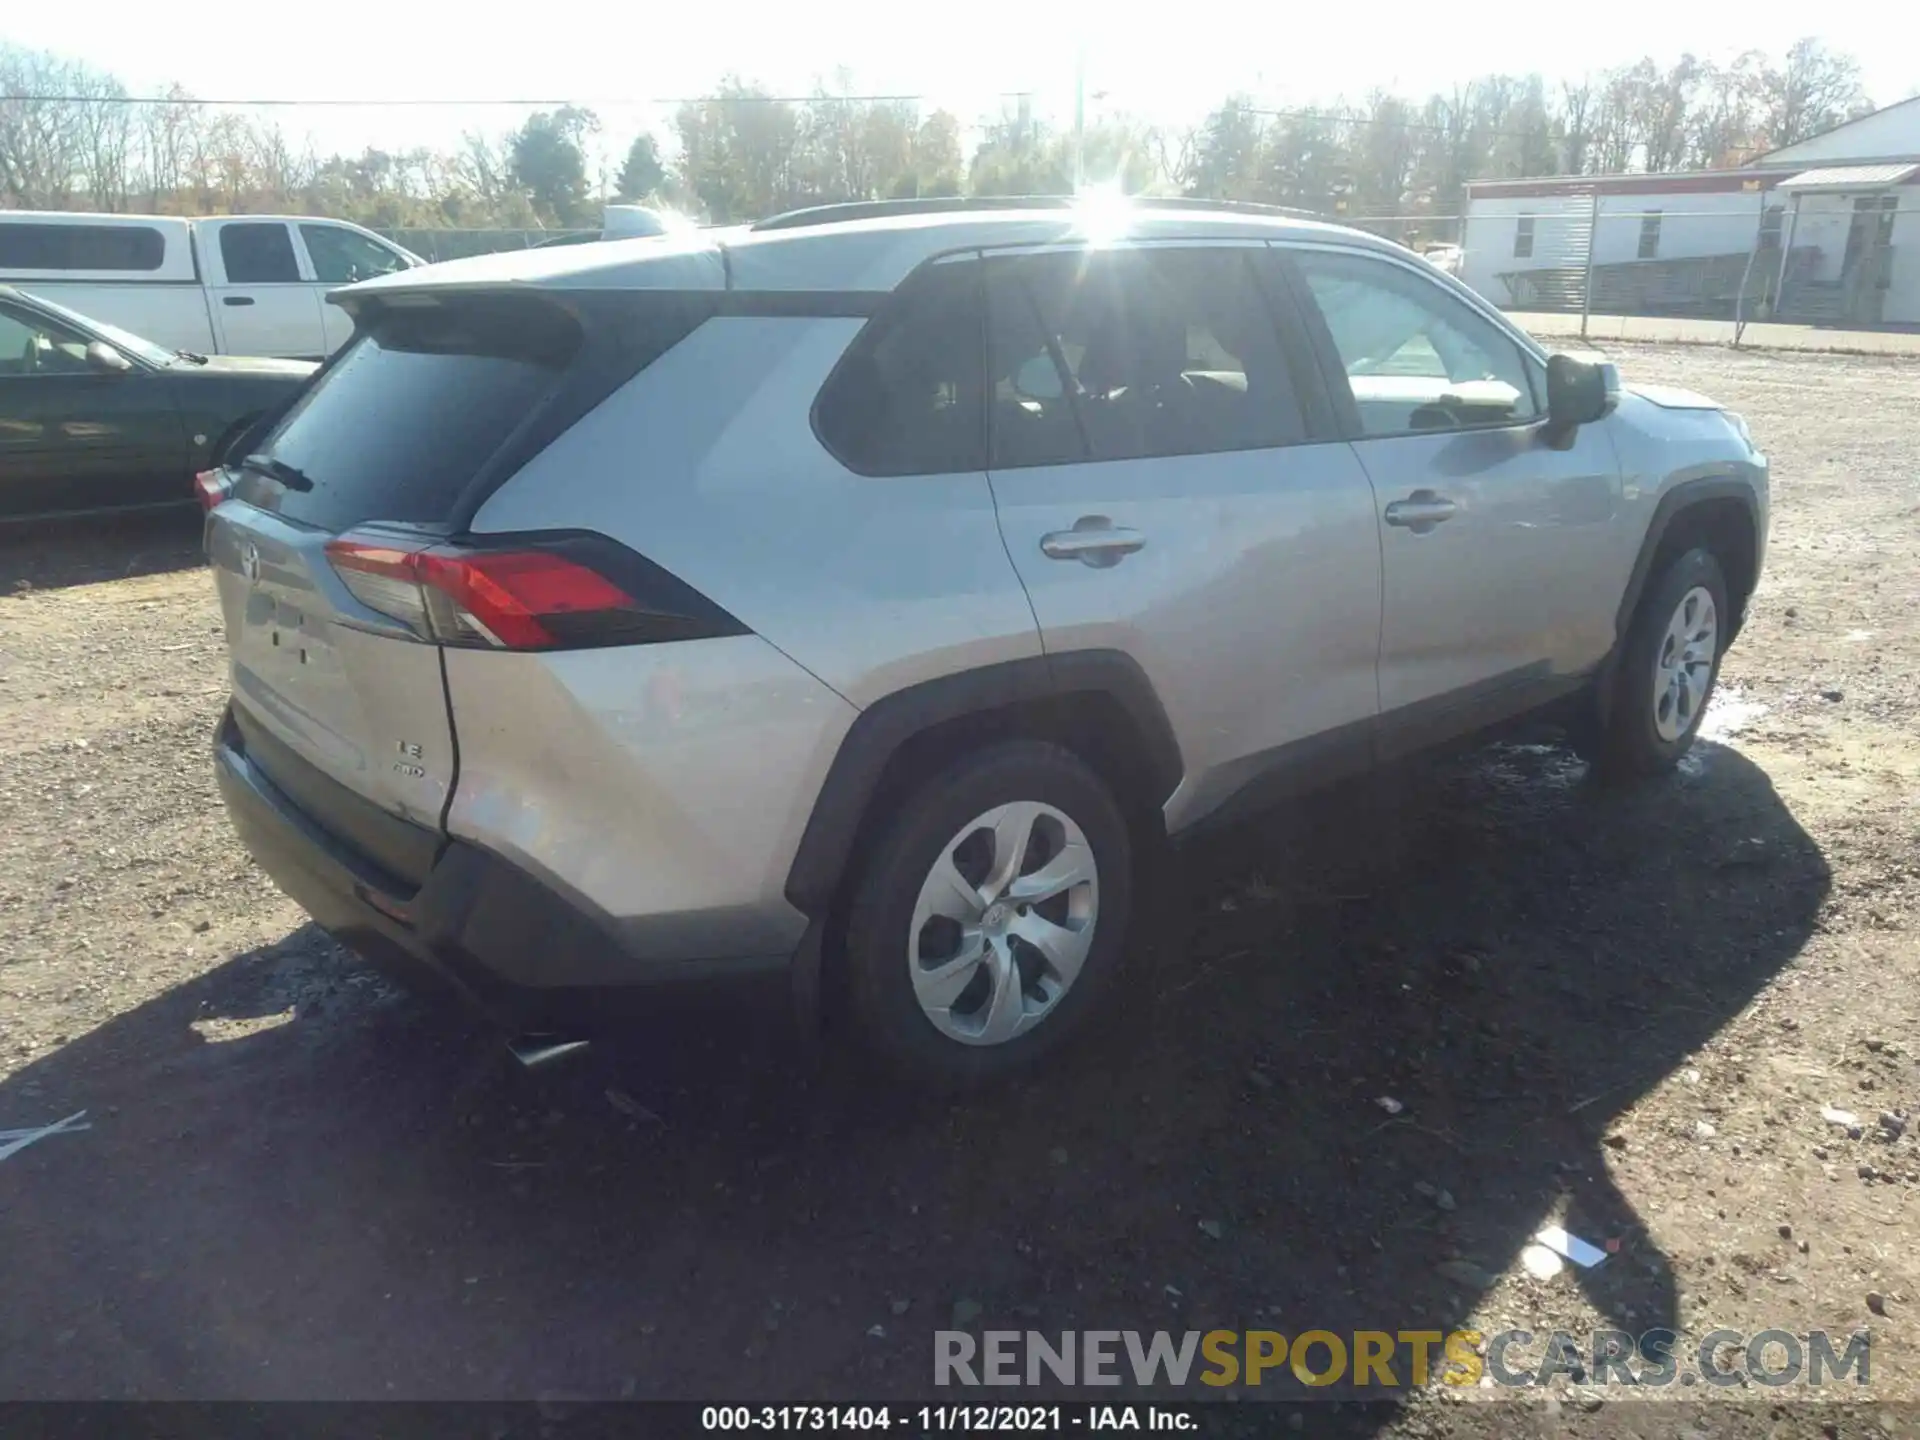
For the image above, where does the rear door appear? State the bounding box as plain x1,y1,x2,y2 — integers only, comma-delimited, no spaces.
207,293,586,875
207,221,327,358
981,241,1384,830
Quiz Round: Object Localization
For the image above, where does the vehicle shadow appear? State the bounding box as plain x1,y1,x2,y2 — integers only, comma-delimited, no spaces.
0,735,1828,1417
0,510,202,594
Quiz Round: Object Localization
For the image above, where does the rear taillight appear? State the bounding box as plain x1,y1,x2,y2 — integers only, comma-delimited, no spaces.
195,469,233,513
324,535,741,651
324,541,437,638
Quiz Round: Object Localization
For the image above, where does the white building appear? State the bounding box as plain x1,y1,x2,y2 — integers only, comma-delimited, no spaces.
1460,96,1920,325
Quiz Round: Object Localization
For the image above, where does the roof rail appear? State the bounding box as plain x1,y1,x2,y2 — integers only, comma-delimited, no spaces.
749,194,1330,232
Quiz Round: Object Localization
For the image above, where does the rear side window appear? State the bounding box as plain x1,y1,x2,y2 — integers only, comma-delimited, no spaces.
986,246,1306,470
220,223,301,284
814,260,985,476
983,261,1085,470
243,296,582,529
0,223,165,272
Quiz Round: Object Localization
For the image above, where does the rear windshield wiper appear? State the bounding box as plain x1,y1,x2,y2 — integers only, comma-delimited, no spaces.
239,454,316,491
174,349,210,365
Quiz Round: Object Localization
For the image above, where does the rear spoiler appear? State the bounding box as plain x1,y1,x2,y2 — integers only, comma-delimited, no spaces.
333,233,728,313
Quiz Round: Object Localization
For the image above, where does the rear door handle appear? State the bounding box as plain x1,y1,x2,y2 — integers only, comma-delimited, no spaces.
1040,519,1146,567
223,296,255,307
1383,491,1458,531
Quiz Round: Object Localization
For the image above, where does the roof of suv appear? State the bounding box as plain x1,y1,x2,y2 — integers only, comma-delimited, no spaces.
345,198,1408,301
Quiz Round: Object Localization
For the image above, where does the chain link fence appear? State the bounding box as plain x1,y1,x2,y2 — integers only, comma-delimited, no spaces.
1353,193,1919,342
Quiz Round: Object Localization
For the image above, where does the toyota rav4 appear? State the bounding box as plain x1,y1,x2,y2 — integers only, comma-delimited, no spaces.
206,196,1768,1087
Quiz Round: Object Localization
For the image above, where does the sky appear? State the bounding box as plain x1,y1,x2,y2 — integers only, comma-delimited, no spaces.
7,0,1920,170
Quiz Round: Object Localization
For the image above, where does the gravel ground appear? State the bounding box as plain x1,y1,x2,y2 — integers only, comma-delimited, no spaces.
1,343,1915,1434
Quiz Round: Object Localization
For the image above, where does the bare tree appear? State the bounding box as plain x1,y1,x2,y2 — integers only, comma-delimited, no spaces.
1351,92,1419,212
1686,53,1766,168
1559,77,1596,174
1489,76,1561,178
1073,114,1163,193
0,45,88,206
1152,124,1201,196
139,86,205,212
1591,61,1652,173
1762,37,1867,149
70,70,134,210
798,80,919,203
1642,56,1701,172
966,98,1062,198
1411,86,1478,211
186,112,261,213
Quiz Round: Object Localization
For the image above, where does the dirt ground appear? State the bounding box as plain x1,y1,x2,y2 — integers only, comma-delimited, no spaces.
1,342,1915,1435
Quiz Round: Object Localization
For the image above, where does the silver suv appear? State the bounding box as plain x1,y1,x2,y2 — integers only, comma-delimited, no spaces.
207,197,1768,1086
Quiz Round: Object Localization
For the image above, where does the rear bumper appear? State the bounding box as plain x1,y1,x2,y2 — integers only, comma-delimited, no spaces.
213,706,793,1031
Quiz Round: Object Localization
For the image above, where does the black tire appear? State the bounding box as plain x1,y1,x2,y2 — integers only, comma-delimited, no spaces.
842,740,1133,1089
1594,547,1729,779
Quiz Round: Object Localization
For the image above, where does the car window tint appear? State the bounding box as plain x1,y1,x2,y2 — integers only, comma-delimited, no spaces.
8,289,171,367
0,223,165,271
0,307,43,375
984,262,1086,470
986,247,1304,470
249,295,580,528
1293,249,1540,437
302,225,408,285
814,260,985,477
220,223,301,284
0,303,91,376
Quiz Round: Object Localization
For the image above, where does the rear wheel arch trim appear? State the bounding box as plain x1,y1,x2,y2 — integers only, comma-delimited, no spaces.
781,650,1182,917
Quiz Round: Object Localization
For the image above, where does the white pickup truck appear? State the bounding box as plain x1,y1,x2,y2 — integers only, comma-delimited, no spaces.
0,212,423,360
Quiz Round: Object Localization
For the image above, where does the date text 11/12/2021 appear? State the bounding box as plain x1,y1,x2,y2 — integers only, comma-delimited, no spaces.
702,1405,1197,1431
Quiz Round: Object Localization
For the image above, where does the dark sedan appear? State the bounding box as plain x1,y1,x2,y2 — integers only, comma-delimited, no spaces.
0,285,316,522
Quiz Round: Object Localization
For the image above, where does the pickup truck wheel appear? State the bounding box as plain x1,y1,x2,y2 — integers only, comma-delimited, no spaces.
1595,547,1728,779
842,741,1132,1090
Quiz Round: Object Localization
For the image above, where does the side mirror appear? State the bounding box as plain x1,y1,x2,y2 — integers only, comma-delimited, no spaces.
85,340,133,375
1546,353,1619,430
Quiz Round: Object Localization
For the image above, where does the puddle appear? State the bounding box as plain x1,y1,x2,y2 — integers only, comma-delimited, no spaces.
1697,687,1769,743
1477,741,1589,794
191,1008,296,1043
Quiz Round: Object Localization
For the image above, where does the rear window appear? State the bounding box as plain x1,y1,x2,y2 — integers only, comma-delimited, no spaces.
219,223,300,284
241,297,582,529
0,223,166,272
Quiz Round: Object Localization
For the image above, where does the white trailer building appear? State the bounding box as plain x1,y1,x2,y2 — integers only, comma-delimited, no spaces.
1460,96,1920,326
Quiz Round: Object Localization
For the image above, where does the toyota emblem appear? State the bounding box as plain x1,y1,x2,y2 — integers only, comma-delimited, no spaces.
240,542,261,583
